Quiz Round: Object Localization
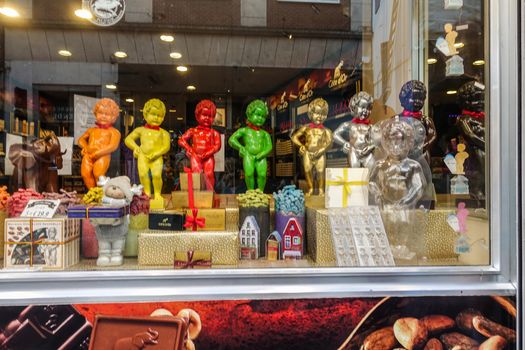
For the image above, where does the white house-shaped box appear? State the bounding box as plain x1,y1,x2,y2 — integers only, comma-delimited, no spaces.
446,55,464,77
266,231,282,261
281,217,303,260
239,215,259,260
444,0,463,10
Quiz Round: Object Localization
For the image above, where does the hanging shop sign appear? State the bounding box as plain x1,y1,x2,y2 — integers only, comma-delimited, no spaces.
276,92,289,112
328,60,349,89
298,78,315,102
84,0,126,27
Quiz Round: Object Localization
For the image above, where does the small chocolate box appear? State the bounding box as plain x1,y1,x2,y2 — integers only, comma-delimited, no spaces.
184,208,225,231
180,172,206,191
149,210,185,231
67,205,129,219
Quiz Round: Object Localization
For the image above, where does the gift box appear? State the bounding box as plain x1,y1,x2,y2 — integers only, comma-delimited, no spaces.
4,217,80,270
67,205,129,219
138,230,239,266
306,207,336,266
171,191,214,209
180,172,206,191
225,207,239,231
149,210,185,231
174,250,212,269
185,208,225,231
239,207,270,258
325,168,369,208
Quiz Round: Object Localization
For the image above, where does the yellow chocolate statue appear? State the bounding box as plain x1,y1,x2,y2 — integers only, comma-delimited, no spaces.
124,99,171,209
291,98,333,196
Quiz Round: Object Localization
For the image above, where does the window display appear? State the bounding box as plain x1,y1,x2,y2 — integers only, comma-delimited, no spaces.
0,0,510,278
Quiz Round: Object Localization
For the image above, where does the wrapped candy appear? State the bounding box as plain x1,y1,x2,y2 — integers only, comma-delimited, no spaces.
130,192,150,216
237,189,270,208
42,189,81,216
0,186,10,211
7,188,44,218
82,187,104,204
273,185,305,216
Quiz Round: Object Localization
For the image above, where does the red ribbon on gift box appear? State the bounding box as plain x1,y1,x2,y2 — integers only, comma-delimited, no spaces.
174,250,211,269
183,167,205,231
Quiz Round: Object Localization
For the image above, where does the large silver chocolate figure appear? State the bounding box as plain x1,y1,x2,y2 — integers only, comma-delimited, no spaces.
457,81,485,199
334,92,376,169
368,117,426,210
396,80,436,185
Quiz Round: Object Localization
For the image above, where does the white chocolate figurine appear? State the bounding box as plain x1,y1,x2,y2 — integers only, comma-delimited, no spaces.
334,92,375,169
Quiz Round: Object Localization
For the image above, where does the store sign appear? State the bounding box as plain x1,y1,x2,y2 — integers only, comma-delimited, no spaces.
298,79,314,102
85,0,126,27
328,60,349,89
276,92,289,112
21,200,60,219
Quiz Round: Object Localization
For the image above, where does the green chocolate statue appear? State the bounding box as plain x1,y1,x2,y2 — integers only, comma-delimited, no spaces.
228,100,273,191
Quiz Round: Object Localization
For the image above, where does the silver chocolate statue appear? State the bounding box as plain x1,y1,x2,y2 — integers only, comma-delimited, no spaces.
368,117,426,210
334,92,376,169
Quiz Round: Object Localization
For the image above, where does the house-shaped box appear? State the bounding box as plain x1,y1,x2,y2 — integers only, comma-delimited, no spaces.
239,216,259,260
266,231,282,261
281,217,303,260
446,55,464,76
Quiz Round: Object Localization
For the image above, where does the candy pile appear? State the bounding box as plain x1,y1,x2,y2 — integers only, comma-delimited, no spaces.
43,190,81,215
0,186,10,211
130,192,150,216
237,189,270,208
273,185,305,216
7,188,44,218
82,187,104,204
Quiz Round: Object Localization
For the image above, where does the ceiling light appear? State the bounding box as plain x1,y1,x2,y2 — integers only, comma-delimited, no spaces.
176,117,184,121
105,84,117,90
427,58,437,64
186,85,196,91
0,7,20,17
170,52,182,59
446,90,457,95
473,60,485,66
288,33,293,40
58,50,72,57
454,42,464,48
125,98,134,103
169,109,176,113
160,34,174,42
74,8,92,19
114,51,127,58
177,65,188,72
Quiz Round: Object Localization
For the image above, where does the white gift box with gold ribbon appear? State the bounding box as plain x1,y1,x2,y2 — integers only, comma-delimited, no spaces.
325,168,369,208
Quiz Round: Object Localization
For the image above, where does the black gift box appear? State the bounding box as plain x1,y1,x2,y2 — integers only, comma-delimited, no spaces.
148,211,185,231
239,206,270,258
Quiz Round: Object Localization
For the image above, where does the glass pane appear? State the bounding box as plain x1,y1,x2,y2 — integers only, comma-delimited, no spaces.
0,0,489,272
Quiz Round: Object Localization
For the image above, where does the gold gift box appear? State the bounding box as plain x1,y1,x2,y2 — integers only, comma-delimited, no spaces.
180,172,206,191
185,208,225,231
306,207,463,265
174,250,212,269
306,207,336,266
225,207,239,231
171,191,214,209
138,230,239,266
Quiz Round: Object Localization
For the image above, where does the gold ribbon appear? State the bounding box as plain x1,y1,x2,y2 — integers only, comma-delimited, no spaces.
325,168,368,207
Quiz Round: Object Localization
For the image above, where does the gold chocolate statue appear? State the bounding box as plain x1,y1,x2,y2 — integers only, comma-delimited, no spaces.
291,98,333,196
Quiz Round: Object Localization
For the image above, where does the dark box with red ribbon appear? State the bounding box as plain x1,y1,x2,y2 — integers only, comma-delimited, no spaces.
148,210,185,231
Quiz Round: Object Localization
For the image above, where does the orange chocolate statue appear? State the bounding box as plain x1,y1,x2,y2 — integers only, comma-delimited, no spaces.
78,98,121,189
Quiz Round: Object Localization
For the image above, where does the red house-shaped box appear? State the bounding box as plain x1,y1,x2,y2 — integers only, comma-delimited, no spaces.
281,217,303,260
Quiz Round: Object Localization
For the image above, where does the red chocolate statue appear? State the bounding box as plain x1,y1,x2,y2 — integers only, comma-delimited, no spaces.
178,100,222,190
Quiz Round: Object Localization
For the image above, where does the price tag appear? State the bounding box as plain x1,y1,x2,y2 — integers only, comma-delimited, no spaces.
20,200,60,218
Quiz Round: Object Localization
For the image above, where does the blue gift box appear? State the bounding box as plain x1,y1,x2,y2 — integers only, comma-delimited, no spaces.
67,205,129,219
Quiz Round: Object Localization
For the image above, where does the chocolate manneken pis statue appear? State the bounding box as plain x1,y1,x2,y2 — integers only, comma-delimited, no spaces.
78,98,121,189
396,80,436,185
457,81,485,199
124,98,171,209
333,91,375,169
368,117,426,210
178,100,222,191
291,98,333,196
228,100,273,191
